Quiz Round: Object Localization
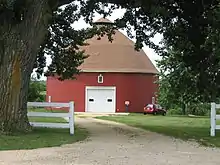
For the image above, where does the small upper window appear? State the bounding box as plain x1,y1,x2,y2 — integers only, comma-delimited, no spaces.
98,74,103,83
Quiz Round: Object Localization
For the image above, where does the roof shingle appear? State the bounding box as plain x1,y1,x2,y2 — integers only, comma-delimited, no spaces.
78,18,159,74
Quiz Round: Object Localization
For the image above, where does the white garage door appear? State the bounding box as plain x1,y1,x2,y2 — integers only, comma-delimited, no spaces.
86,87,116,113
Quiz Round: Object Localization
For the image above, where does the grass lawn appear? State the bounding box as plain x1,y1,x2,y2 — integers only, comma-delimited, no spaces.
28,107,68,113
0,108,88,151
28,107,69,123
96,114,220,147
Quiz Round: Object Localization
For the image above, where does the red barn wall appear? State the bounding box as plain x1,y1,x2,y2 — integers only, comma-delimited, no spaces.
46,72,158,113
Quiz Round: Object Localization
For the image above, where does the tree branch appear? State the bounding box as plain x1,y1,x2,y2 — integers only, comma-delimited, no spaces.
58,0,73,7
58,0,135,7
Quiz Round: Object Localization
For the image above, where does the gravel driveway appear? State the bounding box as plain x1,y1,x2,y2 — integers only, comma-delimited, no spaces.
1,117,220,165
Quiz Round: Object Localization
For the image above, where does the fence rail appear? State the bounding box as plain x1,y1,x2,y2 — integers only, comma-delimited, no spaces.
27,101,74,135
27,102,70,107
210,103,220,136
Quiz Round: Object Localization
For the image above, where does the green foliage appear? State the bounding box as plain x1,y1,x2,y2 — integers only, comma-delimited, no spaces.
167,108,183,116
157,73,180,110
157,46,220,116
36,2,118,80
166,103,210,116
187,103,210,116
157,70,212,116
119,1,220,102
28,77,46,102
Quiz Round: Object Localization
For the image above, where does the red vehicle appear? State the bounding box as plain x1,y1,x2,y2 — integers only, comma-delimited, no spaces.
144,104,167,116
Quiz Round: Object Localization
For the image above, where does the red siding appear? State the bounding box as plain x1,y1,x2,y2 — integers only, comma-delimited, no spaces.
46,72,158,113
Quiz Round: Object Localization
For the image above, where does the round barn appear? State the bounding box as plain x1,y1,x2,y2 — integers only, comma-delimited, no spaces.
46,18,159,113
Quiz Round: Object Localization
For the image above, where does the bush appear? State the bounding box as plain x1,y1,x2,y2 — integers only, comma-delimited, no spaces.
187,103,210,116
167,103,211,116
167,108,183,115
28,79,46,102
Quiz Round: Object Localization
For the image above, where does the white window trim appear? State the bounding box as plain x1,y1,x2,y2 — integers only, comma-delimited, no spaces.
97,74,104,84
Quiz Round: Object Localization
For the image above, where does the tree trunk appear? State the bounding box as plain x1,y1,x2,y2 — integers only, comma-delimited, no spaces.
182,102,186,115
0,56,32,133
0,0,50,134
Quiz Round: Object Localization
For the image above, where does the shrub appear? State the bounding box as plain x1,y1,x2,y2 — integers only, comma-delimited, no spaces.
167,103,211,116
28,79,46,102
187,103,210,116
167,108,183,115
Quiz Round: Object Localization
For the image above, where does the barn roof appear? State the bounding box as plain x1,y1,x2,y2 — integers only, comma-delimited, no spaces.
94,17,113,24
78,18,159,74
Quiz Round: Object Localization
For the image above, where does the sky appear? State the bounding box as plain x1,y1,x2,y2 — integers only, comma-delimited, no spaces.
40,8,162,80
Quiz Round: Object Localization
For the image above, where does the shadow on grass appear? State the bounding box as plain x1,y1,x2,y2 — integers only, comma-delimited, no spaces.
0,126,88,151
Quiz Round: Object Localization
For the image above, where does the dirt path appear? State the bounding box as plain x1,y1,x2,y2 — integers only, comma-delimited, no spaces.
1,117,220,165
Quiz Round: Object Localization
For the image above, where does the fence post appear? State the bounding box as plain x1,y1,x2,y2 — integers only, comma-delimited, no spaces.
48,96,51,102
69,101,74,135
211,102,216,137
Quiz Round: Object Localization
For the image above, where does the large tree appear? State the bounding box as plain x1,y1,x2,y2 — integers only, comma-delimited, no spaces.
157,49,206,115
0,0,120,134
0,0,220,134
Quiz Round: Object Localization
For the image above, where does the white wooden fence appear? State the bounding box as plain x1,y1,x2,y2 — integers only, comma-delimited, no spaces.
210,103,220,136
27,101,74,135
